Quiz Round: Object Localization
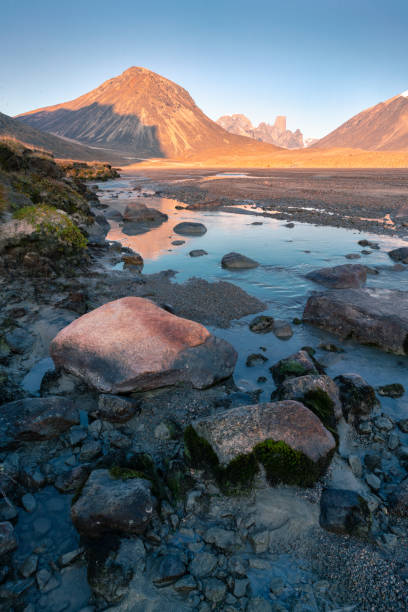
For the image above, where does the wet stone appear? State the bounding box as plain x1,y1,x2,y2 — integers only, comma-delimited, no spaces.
203,577,227,604
21,493,36,513
0,522,17,555
190,552,218,578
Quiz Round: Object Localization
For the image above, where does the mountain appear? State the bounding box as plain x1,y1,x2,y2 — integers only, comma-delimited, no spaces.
0,111,127,162
217,114,304,148
16,67,279,159
315,91,408,150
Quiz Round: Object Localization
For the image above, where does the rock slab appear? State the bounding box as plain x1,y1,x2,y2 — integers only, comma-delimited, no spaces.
51,297,237,393
303,288,408,355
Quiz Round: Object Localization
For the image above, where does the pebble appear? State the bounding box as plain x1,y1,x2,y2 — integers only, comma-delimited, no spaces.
366,473,381,491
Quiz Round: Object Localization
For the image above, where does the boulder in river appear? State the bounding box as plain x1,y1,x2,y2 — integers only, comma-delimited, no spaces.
249,315,274,333
334,374,378,419
388,247,408,263
0,397,79,451
71,469,156,537
319,488,371,537
303,288,408,355
51,297,237,393
189,249,208,257
221,252,259,270
173,222,207,236
123,203,168,225
305,264,367,289
186,400,335,487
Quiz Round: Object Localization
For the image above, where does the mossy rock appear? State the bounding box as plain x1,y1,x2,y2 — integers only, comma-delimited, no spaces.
301,388,336,432
13,204,87,255
184,424,326,491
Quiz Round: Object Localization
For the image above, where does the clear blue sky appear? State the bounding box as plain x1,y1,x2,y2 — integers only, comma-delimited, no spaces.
1,0,407,138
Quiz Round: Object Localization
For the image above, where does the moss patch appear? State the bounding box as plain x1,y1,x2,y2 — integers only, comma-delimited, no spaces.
109,466,146,480
302,388,336,431
254,439,319,487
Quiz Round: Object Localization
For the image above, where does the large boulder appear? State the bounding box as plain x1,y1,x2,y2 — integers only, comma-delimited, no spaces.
221,252,259,270
305,264,367,289
0,397,79,451
303,288,408,355
123,203,168,224
187,401,335,487
71,469,155,537
319,488,371,537
173,222,207,236
51,297,237,393
388,247,408,263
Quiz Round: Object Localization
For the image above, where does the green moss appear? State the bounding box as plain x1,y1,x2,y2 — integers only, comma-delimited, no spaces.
109,466,146,480
184,425,220,471
254,439,318,487
219,453,259,493
277,360,309,378
13,204,87,253
302,389,335,430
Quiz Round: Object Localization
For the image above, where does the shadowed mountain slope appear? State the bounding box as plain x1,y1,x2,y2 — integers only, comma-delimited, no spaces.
315,91,408,151
17,67,280,159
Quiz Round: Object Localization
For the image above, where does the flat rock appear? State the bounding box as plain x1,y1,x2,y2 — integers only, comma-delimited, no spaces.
306,264,367,289
71,469,155,537
0,397,78,451
221,252,259,270
303,288,408,355
192,400,335,468
51,297,237,393
173,222,207,236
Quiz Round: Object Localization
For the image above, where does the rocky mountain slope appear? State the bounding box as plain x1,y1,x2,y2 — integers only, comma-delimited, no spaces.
0,111,127,163
217,114,304,148
314,90,408,150
17,67,279,159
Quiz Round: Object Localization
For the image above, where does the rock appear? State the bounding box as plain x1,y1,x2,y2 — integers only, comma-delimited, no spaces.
319,488,371,537
366,473,381,491
246,353,268,367
270,350,319,385
249,315,275,333
51,297,237,393
189,401,335,486
246,598,273,612
303,288,408,355
306,264,367,289
122,253,144,270
123,203,168,225
348,454,363,478
334,374,378,419
189,249,208,257
274,374,342,421
189,552,218,578
20,555,38,578
388,247,408,263
173,222,207,236
358,240,379,249
233,578,249,598
71,469,156,537
54,465,91,493
377,383,405,398
69,426,87,446
285,222,295,228
58,548,84,567
221,252,259,270
203,578,227,604
203,527,238,552
153,554,186,586
79,440,102,461
398,419,408,433
4,328,34,354
249,529,270,554
172,240,185,246
388,432,400,451
272,321,293,340
21,493,36,513
93,394,139,423
0,522,17,556
0,397,79,451
374,415,393,431
174,575,197,593
345,253,361,259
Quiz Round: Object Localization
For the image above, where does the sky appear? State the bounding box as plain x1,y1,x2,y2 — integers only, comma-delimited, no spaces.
1,0,408,139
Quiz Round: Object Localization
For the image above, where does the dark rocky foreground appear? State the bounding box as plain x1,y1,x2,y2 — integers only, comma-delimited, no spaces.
1,146,408,611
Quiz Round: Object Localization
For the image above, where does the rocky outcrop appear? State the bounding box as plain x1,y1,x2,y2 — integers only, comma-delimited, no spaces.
0,397,79,451
187,401,335,486
319,488,371,537
221,252,259,270
51,297,237,393
71,469,156,537
305,264,367,289
303,288,408,355
216,114,305,149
